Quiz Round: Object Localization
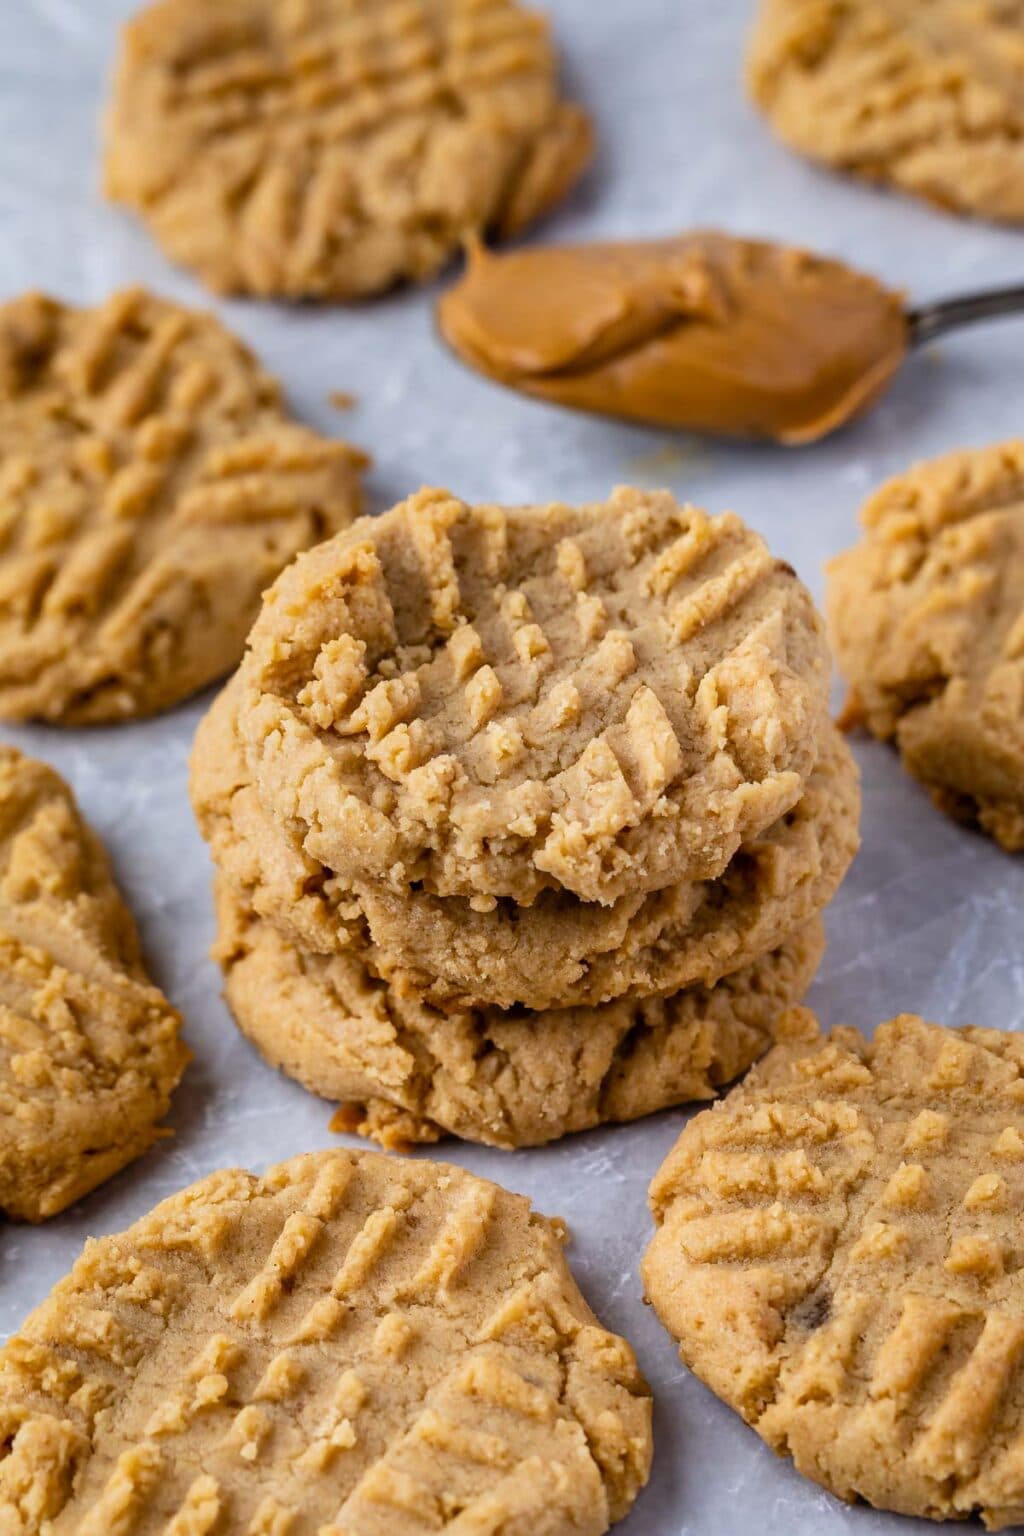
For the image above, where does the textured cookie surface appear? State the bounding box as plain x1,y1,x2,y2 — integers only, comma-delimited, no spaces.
194,676,857,1010
0,748,186,1222
0,1149,652,1533
350,725,859,1010
216,878,824,1149
236,485,830,908
644,1011,1024,1527
105,0,593,299
748,0,1024,223
0,288,364,723
828,440,1024,851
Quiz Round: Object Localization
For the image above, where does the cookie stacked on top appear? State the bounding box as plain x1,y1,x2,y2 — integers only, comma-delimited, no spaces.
191,486,861,1148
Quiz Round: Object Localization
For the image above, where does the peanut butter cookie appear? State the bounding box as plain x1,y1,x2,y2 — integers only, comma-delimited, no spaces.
748,0,1024,224
828,440,1024,851
0,748,186,1222
0,1149,652,1533
235,485,831,909
105,0,593,299
644,1010,1024,1526
192,676,858,1010
347,727,859,1010
215,876,824,1150
0,288,365,723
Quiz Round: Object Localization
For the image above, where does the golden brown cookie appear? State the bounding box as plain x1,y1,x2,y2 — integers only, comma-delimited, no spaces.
350,727,859,1010
235,485,831,909
0,748,187,1222
192,675,858,1010
644,1010,1024,1526
104,0,593,299
215,876,825,1150
828,440,1024,851
0,287,365,723
0,1149,652,1533
747,0,1024,224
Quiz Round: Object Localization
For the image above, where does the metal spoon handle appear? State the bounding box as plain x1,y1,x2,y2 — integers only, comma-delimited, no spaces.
907,282,1024,347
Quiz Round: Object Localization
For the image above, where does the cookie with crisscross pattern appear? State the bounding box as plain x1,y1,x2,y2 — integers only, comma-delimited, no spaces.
645,1010,1024,1526
0,1149,652,1533
0,287,364,723
235,484,831,911
0,747,187,1221
748,0,1024,223
829,440,1024,850
105,0,592,298
192,671,857,1010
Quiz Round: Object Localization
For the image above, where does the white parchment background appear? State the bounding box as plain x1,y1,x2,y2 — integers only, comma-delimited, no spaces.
2,3,1024,1532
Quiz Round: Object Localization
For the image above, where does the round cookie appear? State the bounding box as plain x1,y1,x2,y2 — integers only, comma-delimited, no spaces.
828,440,1024,851
192,676,859,1010
0,1149,653,1533
104,0,593,299
215,877,825,1150
236,484,831,907
747,0,1024,224
351,727,859,1009
643,1010,1024,1526
0,288,365,723
0,747,187,1222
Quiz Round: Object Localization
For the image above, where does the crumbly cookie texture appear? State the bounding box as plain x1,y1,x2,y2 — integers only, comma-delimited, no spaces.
192,676,858,1010
0,748,187,1222
236,485,830,908
216,876,824,1149
350,726,859,1010
644,1010,1024,1528
0,1149,653,1534
828,440,1024,851
104,0,593,299
0,287,365,724
747,0,1024,224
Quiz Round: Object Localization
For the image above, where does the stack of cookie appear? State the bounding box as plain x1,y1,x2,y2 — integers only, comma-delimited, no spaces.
191,485,861,1149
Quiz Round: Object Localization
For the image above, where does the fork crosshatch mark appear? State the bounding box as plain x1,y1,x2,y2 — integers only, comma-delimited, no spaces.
0,1150,652,1533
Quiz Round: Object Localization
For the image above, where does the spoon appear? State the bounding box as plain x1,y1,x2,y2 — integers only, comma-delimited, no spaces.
907,283,1024,347
438,234,1024,445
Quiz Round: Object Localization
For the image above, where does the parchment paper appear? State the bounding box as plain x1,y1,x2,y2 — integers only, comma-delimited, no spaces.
2,3,1023,1531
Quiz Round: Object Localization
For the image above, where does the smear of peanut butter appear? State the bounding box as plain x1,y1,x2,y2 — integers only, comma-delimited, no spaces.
438,233,908,444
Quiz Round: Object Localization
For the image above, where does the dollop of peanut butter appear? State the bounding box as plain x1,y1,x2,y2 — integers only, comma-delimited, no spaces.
438,232,908,444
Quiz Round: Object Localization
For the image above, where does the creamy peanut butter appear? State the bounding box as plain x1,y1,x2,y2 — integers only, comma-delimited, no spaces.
438,232,908,444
